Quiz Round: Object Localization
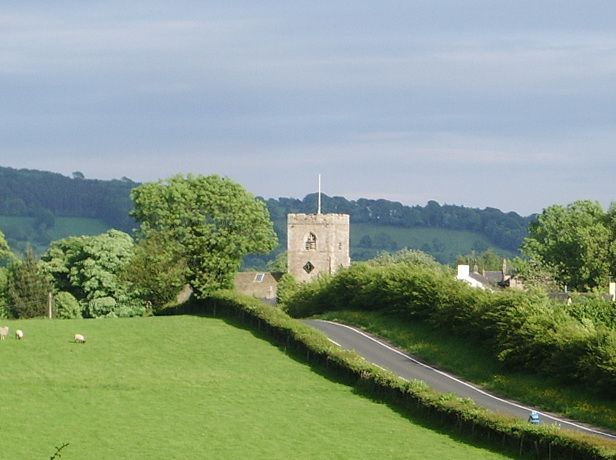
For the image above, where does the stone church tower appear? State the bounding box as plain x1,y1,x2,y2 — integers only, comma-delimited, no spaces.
287,211,350,283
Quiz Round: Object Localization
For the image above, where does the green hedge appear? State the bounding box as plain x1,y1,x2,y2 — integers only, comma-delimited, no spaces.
278,263,616,397
161,291,616,460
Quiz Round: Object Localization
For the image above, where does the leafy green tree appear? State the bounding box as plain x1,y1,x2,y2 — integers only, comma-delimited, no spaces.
33,208,55,231
511,257,560,292
7,247,52,318
0,267,8,318
605,203,616,276
0,230,15,267
130,174,278,297
42,230,143,317
372,232,397,250
456,249,504,272
368,248,442,270
522,200,611,291
120,233,188,309
265,251,287,273
54,291,82,319
0,230,16,318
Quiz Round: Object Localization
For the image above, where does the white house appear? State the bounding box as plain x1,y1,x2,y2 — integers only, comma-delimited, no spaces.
456,265,489,289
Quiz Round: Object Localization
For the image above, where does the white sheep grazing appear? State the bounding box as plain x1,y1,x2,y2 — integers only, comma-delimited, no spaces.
74,333,86,344
15,329,24,340
0,326,8,340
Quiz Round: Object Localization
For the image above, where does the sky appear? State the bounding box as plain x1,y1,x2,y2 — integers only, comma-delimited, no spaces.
1,1,615,216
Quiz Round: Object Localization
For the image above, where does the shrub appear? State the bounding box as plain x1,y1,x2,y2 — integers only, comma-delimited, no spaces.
6,247,52,318
282,257,616,397
54,291,82,319
275,273,299,311
85,296,117,318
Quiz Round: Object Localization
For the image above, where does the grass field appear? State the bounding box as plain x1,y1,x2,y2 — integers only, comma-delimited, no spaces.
0,316,512,459
48,217,111,240
269,218,516,267
349,223,515,263
0,215,110,255
318,310,616,433
0,215,110,241
1,215,515,267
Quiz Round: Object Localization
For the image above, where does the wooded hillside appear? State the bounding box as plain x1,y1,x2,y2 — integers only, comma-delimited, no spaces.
265,194,533,252
0,166,534,260
0,166,134,231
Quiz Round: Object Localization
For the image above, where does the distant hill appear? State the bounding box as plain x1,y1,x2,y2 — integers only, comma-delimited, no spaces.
0,166,134,229
0,166,534,263
262,193,534,248
0,166,135,253
251,195,533,267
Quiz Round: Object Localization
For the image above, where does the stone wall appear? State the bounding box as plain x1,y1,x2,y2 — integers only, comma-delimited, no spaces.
287,213,350,282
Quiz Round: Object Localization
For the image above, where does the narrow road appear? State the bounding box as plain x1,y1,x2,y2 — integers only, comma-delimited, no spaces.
303,319,616,441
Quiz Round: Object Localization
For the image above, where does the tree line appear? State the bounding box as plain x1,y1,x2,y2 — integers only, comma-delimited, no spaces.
0,166,533,254
0,174,276,320
1,165,614,295
265,194,533,251
521,200,616,291
0,166,135,231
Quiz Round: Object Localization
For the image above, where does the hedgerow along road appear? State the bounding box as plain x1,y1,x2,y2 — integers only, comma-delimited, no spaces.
303,319,616,441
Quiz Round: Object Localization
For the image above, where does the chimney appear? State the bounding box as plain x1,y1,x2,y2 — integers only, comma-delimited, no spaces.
457,265,470,278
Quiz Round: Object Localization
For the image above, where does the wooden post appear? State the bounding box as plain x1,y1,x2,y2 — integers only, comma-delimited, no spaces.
48,292,53,319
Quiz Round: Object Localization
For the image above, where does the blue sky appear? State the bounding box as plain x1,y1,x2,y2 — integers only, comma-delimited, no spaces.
1,1,615,215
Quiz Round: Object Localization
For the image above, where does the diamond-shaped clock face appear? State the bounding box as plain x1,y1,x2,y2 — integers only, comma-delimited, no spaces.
303,261,315,274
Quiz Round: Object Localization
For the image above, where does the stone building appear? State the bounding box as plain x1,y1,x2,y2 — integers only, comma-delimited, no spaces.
287,212,350,283
233,271,283,304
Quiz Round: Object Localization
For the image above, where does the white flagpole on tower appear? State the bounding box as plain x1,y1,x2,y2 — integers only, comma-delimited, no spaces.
317,174,322,214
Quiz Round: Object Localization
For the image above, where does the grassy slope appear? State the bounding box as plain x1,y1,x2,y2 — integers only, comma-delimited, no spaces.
48,217,111,240
0,316,511,460
1,215,515,266
0,215,109,239
0,215,110,254
318,310,616,433
269,218,516,266
350,223,515,263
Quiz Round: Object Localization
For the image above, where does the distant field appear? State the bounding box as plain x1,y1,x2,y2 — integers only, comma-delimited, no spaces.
350,223,515,263
1,214,517,266
48,217,111,240
0,215,109,239
0,215,111,254
0,316,511,459
270,219,516,266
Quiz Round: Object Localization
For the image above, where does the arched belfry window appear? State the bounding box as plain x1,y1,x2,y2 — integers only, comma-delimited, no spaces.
305,232,317,250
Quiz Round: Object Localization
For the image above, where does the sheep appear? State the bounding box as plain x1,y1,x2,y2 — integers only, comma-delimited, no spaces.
74,333,86,344
15,329,24,340
0,326,8,340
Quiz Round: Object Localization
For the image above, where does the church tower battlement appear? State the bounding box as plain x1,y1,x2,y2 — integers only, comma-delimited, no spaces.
287,212,350,283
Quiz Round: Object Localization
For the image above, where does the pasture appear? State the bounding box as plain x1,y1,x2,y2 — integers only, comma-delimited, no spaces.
349,223,515,263
0,215,110,255
0,316,512,459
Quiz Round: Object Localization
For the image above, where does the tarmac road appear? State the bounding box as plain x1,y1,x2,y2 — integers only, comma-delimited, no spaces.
303,319,616,441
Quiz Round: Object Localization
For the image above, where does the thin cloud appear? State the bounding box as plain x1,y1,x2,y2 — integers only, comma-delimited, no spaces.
1,1,615,215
